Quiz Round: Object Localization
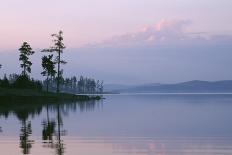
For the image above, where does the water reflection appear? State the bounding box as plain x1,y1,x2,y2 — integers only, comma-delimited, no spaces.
55,104,65,155
0,94,232,155
19,120,33,154
15,104,37,154
0,99,102,154
41,104,67,155
42,104,56,148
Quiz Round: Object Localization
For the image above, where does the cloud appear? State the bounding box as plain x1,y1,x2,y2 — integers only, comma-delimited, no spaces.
1,19,232,84
68,19,232,84
95,19,195,47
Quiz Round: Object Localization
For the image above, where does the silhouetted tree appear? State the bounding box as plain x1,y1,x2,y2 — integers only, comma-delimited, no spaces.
8,73,19,84
19,42,35,76
77,76,84,93
41,55,56,92
1,74,10,88
42,31,66,93
78,77,102,94
43,75,103,94
99,80,104,93
72,76,77,90
12,75,42,90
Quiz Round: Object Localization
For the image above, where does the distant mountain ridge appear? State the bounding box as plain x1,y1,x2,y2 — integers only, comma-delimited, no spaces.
104,84,134,92
108,80,232,93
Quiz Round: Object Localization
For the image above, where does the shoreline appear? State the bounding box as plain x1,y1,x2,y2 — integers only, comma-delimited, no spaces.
0,87,101,103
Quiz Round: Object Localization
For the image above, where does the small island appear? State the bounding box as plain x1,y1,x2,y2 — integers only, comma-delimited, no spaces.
0,31,102,104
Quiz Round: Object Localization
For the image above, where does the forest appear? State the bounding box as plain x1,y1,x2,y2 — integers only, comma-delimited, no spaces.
0,30,104,94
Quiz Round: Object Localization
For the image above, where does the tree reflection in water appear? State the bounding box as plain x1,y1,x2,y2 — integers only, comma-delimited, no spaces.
41,103,66,155
42,104,56,148
0,99,102,155
55,104,65,155
15,107,39,154
41,99,102,155
20,120,33,154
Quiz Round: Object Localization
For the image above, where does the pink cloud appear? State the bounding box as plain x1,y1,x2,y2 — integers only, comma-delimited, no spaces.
97,19,194,47
154,19,191,32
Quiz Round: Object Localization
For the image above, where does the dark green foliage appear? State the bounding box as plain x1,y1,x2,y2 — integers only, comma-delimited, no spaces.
13,75,30,89
19,42,35,76
8,73,19,84
43,75,104,94
0,74,10,88
1,32,104,94
41,55,56,92
0,74,42,91
41,55,56,77
12,75,42,90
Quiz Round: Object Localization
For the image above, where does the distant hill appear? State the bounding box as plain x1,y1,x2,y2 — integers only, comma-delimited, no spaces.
104,84,134,92
110,80,232,93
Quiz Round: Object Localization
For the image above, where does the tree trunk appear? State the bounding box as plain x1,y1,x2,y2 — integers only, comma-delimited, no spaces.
23,64,26,76
46,75,49,92
56,48,61,93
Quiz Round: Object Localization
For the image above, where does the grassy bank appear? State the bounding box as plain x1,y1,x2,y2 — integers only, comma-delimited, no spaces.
0,87,101,103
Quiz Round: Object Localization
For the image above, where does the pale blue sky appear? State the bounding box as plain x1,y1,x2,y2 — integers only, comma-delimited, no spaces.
0,0,231,49
0,0,232,84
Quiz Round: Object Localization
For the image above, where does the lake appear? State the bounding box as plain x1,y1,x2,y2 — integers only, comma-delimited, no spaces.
0,94,232,155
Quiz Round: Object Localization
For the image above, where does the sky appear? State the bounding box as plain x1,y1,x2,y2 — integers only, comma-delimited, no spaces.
0,0,232,84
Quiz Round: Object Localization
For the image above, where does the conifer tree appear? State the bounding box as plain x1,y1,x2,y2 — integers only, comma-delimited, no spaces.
19,42,34,76
41,55,56,92
42,31,66,93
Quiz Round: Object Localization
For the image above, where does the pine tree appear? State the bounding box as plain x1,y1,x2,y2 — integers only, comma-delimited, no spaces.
41,55,56,92
42,31,66,93
19,42,34,76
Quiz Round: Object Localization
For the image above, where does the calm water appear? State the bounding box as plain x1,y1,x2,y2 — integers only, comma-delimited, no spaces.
0,94,232,155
